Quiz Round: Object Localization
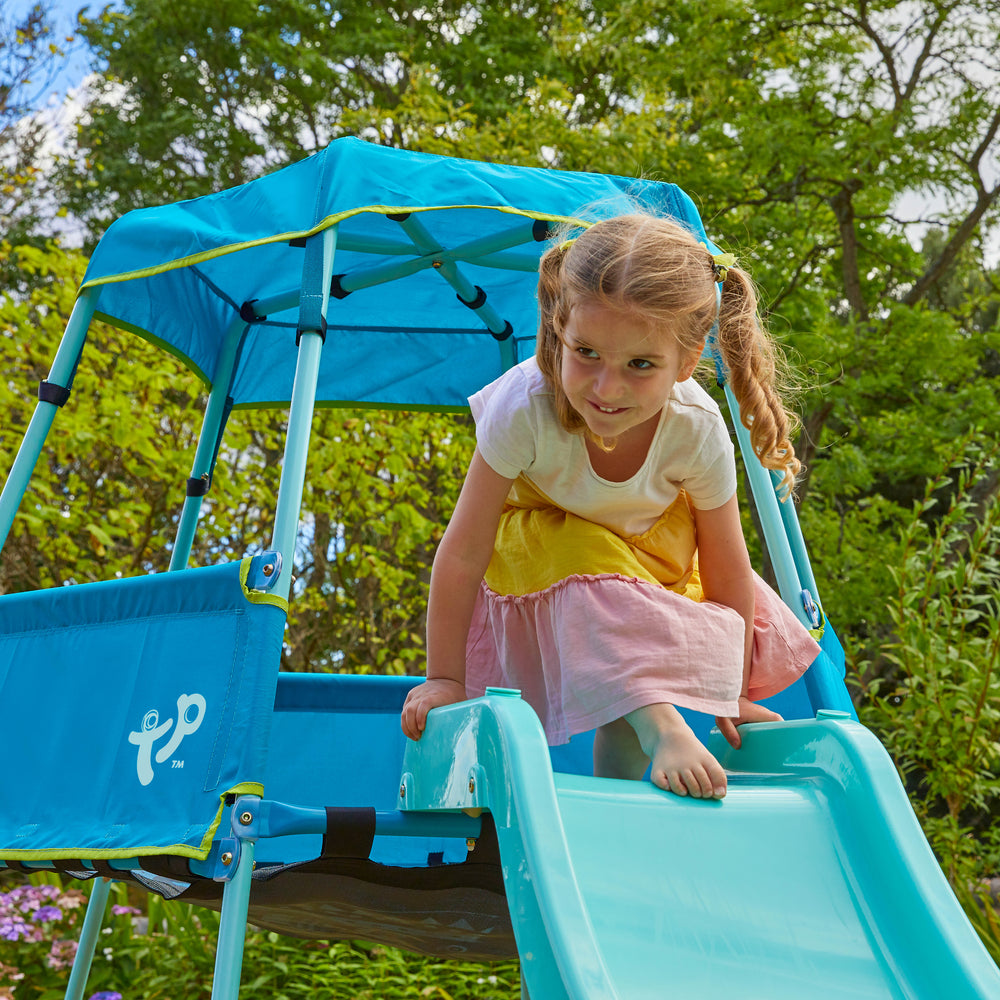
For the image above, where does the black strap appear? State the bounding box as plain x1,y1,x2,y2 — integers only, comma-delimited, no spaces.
491,320,514,342
295,316,328,347
321,806,377,859
186,476,210,497
38,380,71,407
456,285,488,310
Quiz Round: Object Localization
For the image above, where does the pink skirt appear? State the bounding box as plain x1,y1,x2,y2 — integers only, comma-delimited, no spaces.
465,495,820,745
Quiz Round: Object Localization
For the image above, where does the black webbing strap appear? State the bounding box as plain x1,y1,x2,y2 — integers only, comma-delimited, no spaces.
492,320,514,342
4,858,116,878
38,380,71,407
138,854,202,882
456,285,488,310
321,806,377,859
186,475,210,497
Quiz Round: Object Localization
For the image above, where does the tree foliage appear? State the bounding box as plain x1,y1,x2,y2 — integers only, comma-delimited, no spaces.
4,1,1000,668
858,435,1000,917
0,242,472,672
0,244,202,592
0,2,73,283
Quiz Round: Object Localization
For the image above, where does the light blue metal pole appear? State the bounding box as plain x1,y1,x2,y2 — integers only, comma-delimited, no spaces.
0,288,99,555
63,876,112,1000
209,840,256,1000
771,468,821,602
270,227,337,600
169,314,248,571
723,383,811,627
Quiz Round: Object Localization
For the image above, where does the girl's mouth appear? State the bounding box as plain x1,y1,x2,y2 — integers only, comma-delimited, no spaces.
590,401,626,414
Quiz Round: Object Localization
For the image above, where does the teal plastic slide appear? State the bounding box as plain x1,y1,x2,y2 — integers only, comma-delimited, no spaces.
402,692,1000,999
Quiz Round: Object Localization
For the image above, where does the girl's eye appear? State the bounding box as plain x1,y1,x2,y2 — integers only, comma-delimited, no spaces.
630,358,654,370
576,346,599,359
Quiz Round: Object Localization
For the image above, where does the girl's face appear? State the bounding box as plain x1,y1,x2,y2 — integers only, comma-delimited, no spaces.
560,300,700,444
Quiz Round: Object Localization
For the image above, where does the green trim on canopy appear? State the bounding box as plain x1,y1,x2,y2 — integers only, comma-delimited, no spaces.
81,203,592,292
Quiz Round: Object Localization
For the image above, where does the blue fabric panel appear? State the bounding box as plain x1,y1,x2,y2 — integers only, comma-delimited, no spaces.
82,138,716,410
819,620,847,675
0,563,285,859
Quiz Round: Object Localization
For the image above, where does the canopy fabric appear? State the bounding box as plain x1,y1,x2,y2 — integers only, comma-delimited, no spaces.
81,137,717,411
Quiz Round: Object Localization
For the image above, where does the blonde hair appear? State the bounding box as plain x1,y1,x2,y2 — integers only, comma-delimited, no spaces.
535,214,801,494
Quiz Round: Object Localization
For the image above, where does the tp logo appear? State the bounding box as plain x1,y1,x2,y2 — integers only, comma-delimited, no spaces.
128,693,207,786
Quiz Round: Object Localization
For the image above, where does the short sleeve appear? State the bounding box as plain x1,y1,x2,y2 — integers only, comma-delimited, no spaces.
468,366,537,480
678,411,737,510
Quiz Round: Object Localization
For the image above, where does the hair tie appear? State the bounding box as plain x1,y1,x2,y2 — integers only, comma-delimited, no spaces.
558,238,577,252
710,251,736,283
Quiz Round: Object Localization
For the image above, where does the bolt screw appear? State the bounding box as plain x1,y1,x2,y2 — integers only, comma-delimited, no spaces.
262,562,275,576
399,784,406,799
468,778,476,795
221,852,233,866
239,811,253,826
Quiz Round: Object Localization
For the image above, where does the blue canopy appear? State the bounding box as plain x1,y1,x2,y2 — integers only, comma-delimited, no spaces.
81,137,716,410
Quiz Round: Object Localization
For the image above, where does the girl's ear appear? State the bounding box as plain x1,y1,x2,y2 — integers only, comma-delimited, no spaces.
677,346,703,383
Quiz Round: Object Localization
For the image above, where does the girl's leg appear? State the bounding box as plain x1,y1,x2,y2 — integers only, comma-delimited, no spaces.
593,716,650,781
604,703,727,799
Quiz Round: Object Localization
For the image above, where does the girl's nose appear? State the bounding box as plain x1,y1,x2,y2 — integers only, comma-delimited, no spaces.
594,365,624,400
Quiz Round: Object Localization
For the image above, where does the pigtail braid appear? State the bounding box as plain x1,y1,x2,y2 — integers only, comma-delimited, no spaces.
717,267,801,496
536,240,588,435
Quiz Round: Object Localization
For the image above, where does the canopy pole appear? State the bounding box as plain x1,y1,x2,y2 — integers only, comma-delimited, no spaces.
270,226,337,601
385,213,518,369
169,314,248,571
0,287,99,556
771,468,821,604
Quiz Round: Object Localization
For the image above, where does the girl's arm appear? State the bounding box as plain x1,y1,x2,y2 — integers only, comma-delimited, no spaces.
400,448,515,740
693,496,782,749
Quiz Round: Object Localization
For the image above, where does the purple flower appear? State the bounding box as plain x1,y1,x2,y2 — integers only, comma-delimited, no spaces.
88,993,124,1000
111,904,141,916
0,915,37,942
32,905,63,923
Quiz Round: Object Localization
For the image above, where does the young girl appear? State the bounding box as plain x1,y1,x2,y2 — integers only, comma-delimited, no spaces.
400,213,819,799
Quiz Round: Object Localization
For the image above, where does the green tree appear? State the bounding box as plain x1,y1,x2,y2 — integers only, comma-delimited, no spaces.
40,0,1000,661
0,243,202,592
0,2,72,283
0,242,472,673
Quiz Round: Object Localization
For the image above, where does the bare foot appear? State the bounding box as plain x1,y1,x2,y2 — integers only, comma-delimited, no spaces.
625,703,727,799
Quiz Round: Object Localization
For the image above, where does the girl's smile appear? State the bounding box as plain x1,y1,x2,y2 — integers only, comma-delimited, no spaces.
560,301,700,445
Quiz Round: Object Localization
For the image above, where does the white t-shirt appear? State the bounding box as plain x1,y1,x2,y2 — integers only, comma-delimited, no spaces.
469,357,736,538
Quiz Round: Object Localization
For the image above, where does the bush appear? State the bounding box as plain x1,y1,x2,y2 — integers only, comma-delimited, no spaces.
857,434,1000,961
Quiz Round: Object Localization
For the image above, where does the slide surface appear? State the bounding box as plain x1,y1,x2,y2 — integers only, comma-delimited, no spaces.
400,694,1000,1000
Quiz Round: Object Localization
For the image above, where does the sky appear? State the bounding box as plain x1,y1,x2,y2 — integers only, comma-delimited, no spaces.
9,0,115,109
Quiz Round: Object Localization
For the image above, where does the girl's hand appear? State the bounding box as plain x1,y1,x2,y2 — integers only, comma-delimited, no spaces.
715,696,782,750
401,678,468,740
